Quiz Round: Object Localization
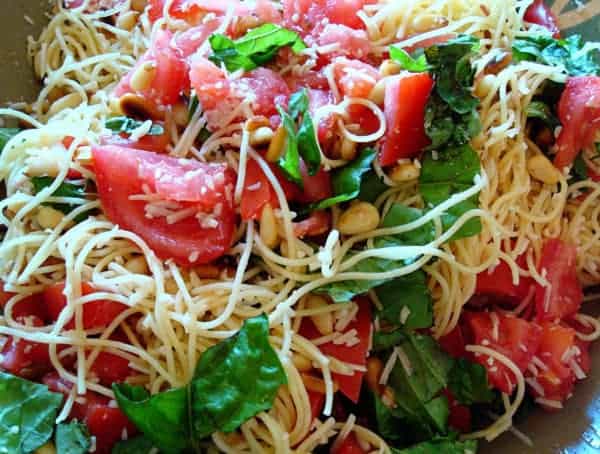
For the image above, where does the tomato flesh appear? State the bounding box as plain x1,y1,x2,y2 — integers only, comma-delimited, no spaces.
379,73,434,166
335,432,367,454
100,123,170,154
524,0,560,38
535,239,583,322
90,352,134,387
475,256,534,306
334,58,380,99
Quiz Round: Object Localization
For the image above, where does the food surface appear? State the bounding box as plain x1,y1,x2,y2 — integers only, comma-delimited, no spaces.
1,0,600,453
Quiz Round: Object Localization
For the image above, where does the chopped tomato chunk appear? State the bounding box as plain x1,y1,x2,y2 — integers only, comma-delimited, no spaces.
241,159,279,221
90,351,134,387
535,239,583,322
475,256,534,306
189,56,232,111
333,58,380,99
241,68,291,118
293,211,332,239
308,390,325,421
100,121,170,154
379,73,434,166
524,0,560,38
149,0,249,23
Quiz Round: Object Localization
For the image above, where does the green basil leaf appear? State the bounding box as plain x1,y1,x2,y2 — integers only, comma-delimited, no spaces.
0,372,63,453
55,421,90,454
288,89,310,120
297,106,321,176
526,100,559,128
372,329,407,352
0,128,20,154
391,437,478,454
191,314,287,438
276,106,303,186
448,358,494,406
425,100,481,150
375,271,433,330
310,148,377,210
105,116,164,136
571,152,589,183
513,34,600,77
30,176,92,222
113,384,191,454
390,46,429,73
209,24,305,72
358,171,388,204
381,204,436,247
112,436,158,454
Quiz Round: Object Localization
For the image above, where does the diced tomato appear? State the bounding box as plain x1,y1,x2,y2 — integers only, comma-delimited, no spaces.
240,68,291,118
299,298,372,402
379,73,434,166
438,325,467,359
189,56,232,111
308,390,325,421
524,0,560,38
442,389,472,433
173,21,222,58
240,158,278,221
348,104,381,136
555,76,600,170
293,211,332,239
113,30,189,108
89,352,134,387
6,294,48,321
93,145,236,266
296,164,332,204
100,122,171,154
535,239,583,322
475,256,534,306
149,0,249,23
44,282,128,330
283,0,374,32
333,58,381,99
335,432,367,454
318,24,372,59
287,73,330,92
463,311,542,394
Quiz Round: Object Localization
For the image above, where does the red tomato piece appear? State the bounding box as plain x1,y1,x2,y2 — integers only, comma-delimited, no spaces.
149,0,249,23
100,122,170,154
293,211,332,239
318,24,372,59
555,76,600,170
240,159,279,221
239,68,291,118
44,282,128,330
89,352,134,387
535,239,583,322
438,325,467,359
308,390,325,421
475,257,534,306
524,0,560,38
348,104,381,136
189,56,232,111
173,21,222,58
283,0,373,32
379,73,434,166
463,311,542,394
296,164,333,204
442,389,472,433
334,58,381,99
92,145,236,266
299,298,372,402
335,432,367,454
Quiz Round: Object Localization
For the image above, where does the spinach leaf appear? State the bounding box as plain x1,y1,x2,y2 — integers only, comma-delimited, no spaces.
358,171,388,204
277,106,303,186
375,271,433,330
425,101,481,150
55,421,90,454
209,24,305,72
419,145,482,240
390,47,429,73
0,372,63,453
526,100,559,128
31,176,91,221
373,329,407,352
513,34,600,77
571,152,589,183
112,436,158,454
310,148,377,210
0,128,20,154
191,314,286,438
391,437,478,454
448,359,494,406
380,204,436,248
113,384,191,454
105,116,164,136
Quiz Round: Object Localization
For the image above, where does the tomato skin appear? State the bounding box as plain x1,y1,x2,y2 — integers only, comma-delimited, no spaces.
299,298,372,402
296,164,333,204
92,145,236,266
335,432,367,454
308,390,325,421
535,239,583,322
524,0,560,38
379,73,434,166
475,256,534,306
442,389,472,433
89,352,134,387
293,211,332,239
44,282,128,330
438,325,467,359
241,159,278,221
555,76,600,170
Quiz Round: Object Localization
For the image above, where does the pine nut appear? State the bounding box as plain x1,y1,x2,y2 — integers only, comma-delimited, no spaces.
474,74,496,98
172,102,189,127
250,127,274,147
109,97,123,115
246,116,270,132
130,61,157,92
380,59,401,77
365,357,384,394
119,93,161,120
338,202,380,235
116,10,139,31
47,93,83,117
131,0,147,12
301,373,338,394
305,294,333,336
165,278,179,294
292,354,313,372
260,203,279,249
527,154,560,185
369,78,387,105
389,159,420,182
125,256,149,274
35,443,57,454
26,150,64,177
37,206,64,230
483,51,512,75
340,137,357,161
266,126,287,162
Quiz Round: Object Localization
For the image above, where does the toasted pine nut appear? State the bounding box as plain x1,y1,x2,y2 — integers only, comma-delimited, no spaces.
305,294,333,335
292,354,313,372
260,204,279,249
390,159,420,182
365,357,384,394
48,93,83,117
125,256,149,274
246,116,270,132
340,137,357,161
35,443,57,454
483,51,512,75
165,279,179,294
474,74,496,98
37,206,64,230
47,86,67,104
131,0,147,12
233,15,262,37
338,202,380,235
109,97,123,115
301,373,338,394
119,93,161,120
195,264,222,279
172,102,189,127
130,61,157,92
250,127,274,147
380,59,401,77
266,126,287,162
116,10,139,30
527,154,560,185
369,78,387,105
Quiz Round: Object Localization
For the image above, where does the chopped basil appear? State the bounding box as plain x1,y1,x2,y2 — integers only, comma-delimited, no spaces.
55,421,91,454
0,128,20,154
209,23,306,72
513,34,600,77
277,106,303,186
105,116,164,136
448,359,494,406
390,46,429,73
0,371,63,453
112,436,157,454
30,176,92,222
358,171,388,204
571,152,589,183
526,100,559,128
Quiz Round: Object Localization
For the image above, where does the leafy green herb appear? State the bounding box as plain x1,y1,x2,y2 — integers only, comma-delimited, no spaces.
31,176,91,221
187,95,212,143
448,359,494,406
375,271,433,330
380,204,436,248
105,116,164,136
55,421,91,454
419,145,482,240
513,34,600,77
571,152,589,183
112,436,157,454
310,148,377,210
0,128,20,154
391,437,478,454
425,101,481,150
277,107,303,186
390,47,429,73
358,171,388,204
114,315,286,453
0,372,63,453
526,100,559,128
209,23,305,72
373,329,407,352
